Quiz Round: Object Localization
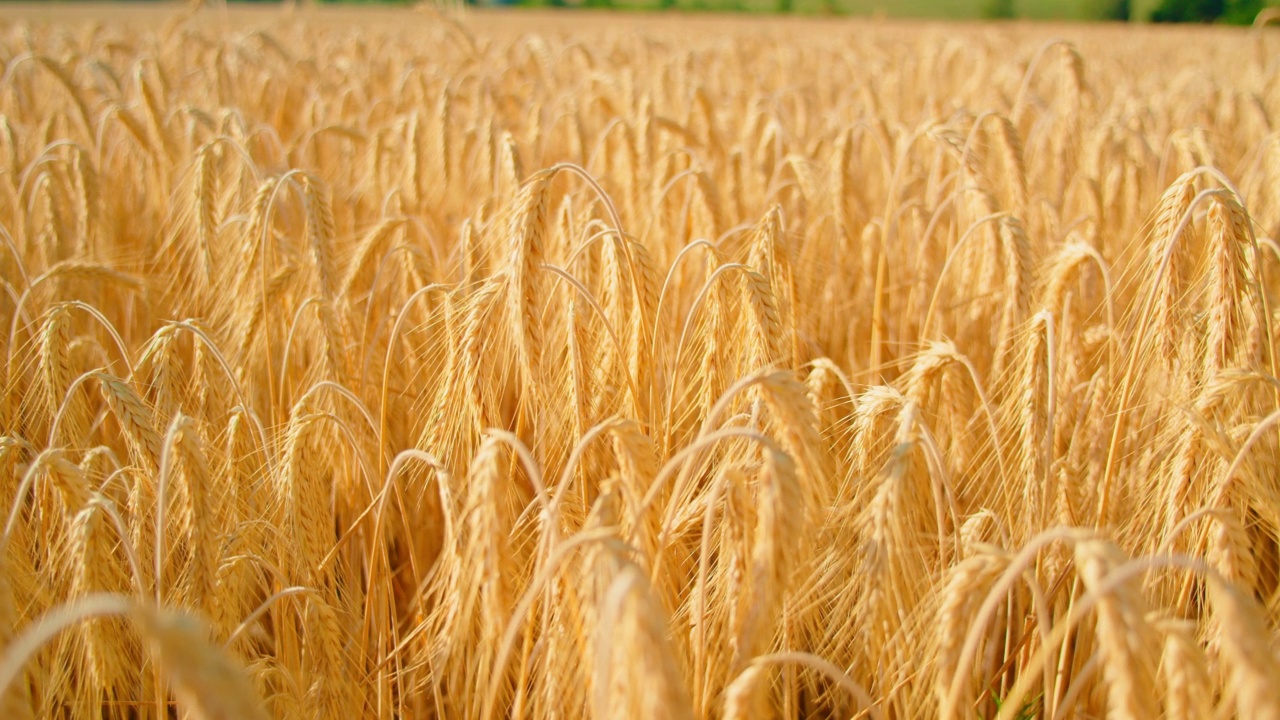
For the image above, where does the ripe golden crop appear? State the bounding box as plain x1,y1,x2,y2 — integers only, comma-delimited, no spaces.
1,5,1279,718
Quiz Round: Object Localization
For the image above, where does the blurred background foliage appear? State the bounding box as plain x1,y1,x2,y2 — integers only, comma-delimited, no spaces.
70,0,1280,25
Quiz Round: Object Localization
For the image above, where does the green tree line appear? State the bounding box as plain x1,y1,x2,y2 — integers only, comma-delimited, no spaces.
119,0,1280,22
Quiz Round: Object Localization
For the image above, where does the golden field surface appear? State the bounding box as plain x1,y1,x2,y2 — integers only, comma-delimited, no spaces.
2,3,1280,718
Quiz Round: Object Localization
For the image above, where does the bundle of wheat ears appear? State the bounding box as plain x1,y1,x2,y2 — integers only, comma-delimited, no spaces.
1,5,1280,718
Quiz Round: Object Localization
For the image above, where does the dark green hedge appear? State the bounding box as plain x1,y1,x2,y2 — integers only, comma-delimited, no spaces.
1151,0,1271,22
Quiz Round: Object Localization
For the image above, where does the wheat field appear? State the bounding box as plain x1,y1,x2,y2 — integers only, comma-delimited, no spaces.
2,4,1280,718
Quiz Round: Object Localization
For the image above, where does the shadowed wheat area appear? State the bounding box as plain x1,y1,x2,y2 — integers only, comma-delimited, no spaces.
2,4,1280,718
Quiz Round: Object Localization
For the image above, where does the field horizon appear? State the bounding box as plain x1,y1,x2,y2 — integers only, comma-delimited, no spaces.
0,1,1268,28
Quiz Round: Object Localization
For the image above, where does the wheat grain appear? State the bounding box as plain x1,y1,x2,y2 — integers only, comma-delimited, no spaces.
3,11,1280,720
